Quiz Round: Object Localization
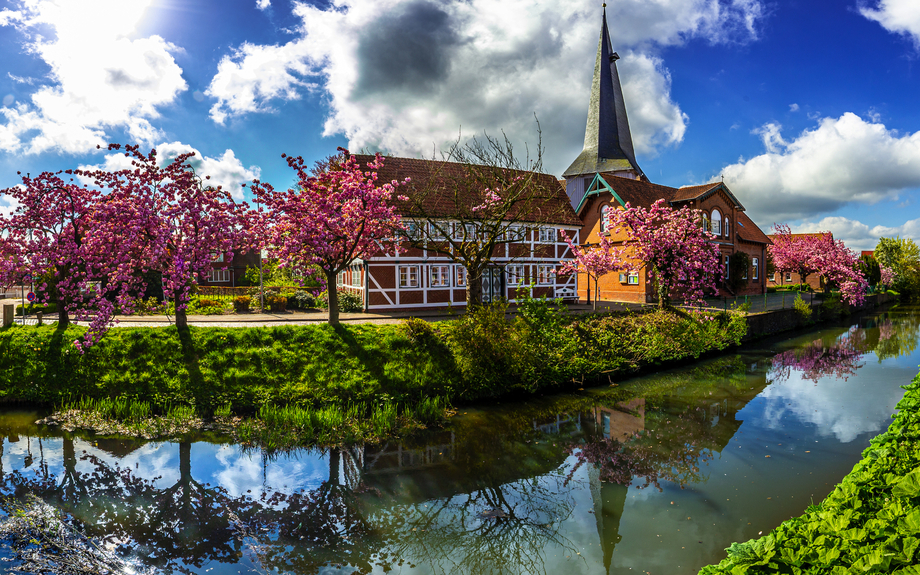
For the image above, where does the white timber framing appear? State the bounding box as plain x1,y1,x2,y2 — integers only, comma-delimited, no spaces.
360,220,582,310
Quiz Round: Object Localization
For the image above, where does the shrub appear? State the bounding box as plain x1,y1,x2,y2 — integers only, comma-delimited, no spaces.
15,302,58,316
820,292,846,319
289,290,316,310
793,293,812,321
317,290,363,312
232,296,251,312
266,295,287,312
198,298,220,308
402,317,435,343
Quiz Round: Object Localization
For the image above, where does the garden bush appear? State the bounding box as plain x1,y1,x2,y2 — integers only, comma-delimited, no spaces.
317,290,363,313
232,296,251,312
15,302,58,316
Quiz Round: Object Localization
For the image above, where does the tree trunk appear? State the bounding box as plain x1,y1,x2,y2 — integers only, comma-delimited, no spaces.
466,272,483,309
593,275,599,312
326,270,339,325
657,277,670,310
174,289,188,331
57,305,70,329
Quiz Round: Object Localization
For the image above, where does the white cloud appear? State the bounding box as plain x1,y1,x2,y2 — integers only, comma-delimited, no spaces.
791,216,920,252
789,103,799,112
0,0,187,155
721,113,920,222
256,0,271,10
206,0,765,174
0,191,19,218
859,0,920,46
85,142,261,200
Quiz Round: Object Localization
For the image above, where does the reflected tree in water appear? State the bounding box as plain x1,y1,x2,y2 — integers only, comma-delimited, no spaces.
874,314,920,361
770,329,866,383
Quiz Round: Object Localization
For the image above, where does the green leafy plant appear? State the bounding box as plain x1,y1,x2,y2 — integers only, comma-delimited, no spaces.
793,293,813,321
317,290,363,313
232,295,251,312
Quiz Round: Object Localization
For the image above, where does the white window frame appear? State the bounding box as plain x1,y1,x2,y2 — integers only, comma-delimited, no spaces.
539,227,556,243
402,221,422,240
208,268,231,283
211,252,225,263
430,265,450,287
785,272,792,282
725,255,730,280
399,265,419,289
627,272,639,285
619,272,628,283
600,205,610,233
537,264,554,285
351,264,362,288
429,221,448,240
507,264,525,286
753,257,759,280
454,265,467,287
725,217,730,238
711,209,722,236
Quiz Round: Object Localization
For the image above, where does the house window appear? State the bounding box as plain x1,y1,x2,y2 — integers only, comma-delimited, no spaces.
785,272,792,282
600,205,610,232
430,265,450,287
399,265,419,288
208,268,231,283
627,272,639,285
537,265,554,285
429,222,447,240
753,257,759,280
351,265,362,288
455,265,467,287
402,221,421,240
506,225,524,242
711,209,722,235
725,217,730,238
539,227,557,243
619,272,628,283
725,256,730,280
507,264,525,285
211,252,225,263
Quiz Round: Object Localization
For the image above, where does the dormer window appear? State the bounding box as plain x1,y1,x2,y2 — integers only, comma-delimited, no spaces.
711,209,722,235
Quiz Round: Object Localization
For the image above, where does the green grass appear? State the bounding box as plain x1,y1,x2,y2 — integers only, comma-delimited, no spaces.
0,305,747,447
699,370,920,575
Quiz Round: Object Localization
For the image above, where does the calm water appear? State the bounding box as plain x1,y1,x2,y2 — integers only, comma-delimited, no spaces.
1,304,918,574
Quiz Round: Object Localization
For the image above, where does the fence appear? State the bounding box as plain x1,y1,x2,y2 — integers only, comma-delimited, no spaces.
700,291,818,314
196,286,310,301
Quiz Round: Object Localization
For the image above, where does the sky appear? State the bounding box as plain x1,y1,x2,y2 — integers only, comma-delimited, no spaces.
1,0,919,251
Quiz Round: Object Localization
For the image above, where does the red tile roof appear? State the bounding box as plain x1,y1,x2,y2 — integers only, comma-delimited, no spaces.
737,212,771,245
356,155,583,227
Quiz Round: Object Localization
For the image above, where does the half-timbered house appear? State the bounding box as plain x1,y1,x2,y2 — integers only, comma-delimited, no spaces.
339,156,583,311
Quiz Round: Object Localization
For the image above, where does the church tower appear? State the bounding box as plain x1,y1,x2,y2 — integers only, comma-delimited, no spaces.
563,7,645,208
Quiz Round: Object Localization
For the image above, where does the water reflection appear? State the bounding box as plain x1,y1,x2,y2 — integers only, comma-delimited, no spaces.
1,304,919,574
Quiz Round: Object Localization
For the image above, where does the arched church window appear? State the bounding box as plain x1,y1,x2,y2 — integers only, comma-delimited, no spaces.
725,217,730,238
600,205,609,232
711,209,722,235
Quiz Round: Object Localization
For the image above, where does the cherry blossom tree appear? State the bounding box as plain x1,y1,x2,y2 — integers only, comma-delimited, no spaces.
558,232,624,312
606,199,722,309
880,265,896,288
93,144,250,330
0,170,151,350
769,225,866,305
250,149,405,325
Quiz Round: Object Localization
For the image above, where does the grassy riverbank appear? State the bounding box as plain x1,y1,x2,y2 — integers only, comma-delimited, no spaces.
700,370,920,575
0,303,745,445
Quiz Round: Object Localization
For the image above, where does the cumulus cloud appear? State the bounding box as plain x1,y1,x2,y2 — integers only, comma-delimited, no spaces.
789,103,799,112
256,0,271,9
790,216,920,252
206,0,765,174
721,113,920,222
0,0,187,155
85,142,260,201
859,0,920,46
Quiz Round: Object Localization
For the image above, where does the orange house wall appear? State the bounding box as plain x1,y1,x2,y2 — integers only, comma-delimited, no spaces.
577,191,767,304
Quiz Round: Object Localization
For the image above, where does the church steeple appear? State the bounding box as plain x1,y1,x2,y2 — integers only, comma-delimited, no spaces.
563,7,644,180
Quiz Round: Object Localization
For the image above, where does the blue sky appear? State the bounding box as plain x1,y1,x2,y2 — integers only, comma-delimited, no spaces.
1,0,919,250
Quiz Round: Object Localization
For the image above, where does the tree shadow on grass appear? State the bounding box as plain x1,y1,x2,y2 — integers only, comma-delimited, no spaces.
177,327,211,413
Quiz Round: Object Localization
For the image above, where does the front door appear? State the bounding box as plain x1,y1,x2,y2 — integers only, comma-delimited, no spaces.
481,267,504,303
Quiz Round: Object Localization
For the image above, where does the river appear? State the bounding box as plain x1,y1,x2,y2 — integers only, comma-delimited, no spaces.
0,303,917,574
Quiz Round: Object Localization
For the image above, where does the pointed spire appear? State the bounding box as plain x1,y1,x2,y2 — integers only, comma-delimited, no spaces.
563,7,644,179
